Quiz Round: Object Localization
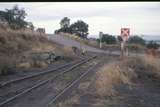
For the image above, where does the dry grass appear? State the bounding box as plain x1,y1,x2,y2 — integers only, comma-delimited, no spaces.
31,42,56,52
59,32,81,41
0,26,63,74
142,56,160,78
59,32,99,48
102,44,145,52
121,56,160,79
102,44,120,51
127,44,146,53
0,56,16,75
78,81,90,92
94,56,160,97
0,26,53,55
16,60,48,69
51,94,80,107
94,62,137,97
127,43,146,49
62,46,75,57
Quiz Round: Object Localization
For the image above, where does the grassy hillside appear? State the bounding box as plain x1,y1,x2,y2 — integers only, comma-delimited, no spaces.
0,25,74,75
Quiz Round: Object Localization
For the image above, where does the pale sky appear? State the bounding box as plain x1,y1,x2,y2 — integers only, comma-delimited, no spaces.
0,2,160,38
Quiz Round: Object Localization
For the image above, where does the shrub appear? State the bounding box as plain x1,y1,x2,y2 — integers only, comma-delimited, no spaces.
128,36,145,46
146,41,160,49
63,46,74,57
0,57,15,75
0,63,12,75
117,36,123,42
101,34,117,44
127,44,146,53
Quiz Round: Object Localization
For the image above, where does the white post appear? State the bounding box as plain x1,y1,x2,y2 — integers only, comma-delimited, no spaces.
100,41,102,49
99,32,103,48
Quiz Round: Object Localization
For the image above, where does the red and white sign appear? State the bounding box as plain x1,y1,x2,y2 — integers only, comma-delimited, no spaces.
121,28,130,41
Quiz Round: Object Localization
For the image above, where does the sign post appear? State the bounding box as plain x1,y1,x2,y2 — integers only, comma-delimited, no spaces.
99,32,103,49
121,41,125,57
120,28,130,57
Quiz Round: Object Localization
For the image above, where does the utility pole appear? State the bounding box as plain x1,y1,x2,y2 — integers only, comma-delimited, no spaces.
99,32,103,49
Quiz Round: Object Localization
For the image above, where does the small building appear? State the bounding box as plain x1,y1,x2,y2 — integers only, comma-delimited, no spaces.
36,28,45,34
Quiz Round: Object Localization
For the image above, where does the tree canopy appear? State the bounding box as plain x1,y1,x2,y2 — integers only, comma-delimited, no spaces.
101,34,117,44
0,5,31,30
128,36,145,45
56,18,89,38
70,20,88,38
60,17,70,28
146,41,159,49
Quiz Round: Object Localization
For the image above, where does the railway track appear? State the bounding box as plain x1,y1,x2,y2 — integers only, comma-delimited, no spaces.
0,59,82,103
0,55,97,107
45,62,100,107
0,59,81,87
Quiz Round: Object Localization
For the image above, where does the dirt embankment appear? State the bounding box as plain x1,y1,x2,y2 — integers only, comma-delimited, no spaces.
0,25,75,75
53,56,160,107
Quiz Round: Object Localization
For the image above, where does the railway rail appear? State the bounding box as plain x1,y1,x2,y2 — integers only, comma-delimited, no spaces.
0,59,83,103
0,59,81,87
45,62,99,107
0,55,97,107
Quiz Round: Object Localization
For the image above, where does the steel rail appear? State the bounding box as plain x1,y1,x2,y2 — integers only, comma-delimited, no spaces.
0,59,83,88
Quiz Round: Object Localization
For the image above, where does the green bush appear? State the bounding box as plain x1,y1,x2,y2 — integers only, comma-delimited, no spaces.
127,44,146,53
101,34,117,44
0,64,12,75
128,36,145,46
0,56,15,75
117,36,123,42
146,41,160,49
